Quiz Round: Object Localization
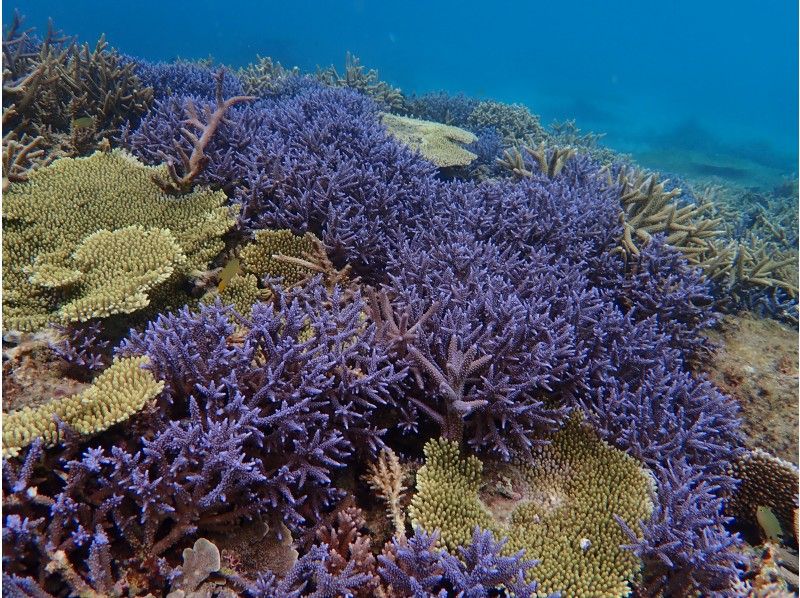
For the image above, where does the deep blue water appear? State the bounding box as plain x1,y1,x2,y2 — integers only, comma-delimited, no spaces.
4,0,798,184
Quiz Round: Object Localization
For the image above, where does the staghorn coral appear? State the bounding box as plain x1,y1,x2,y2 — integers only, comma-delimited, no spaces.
2,13,152,167
127,56,245,100
365,447,409,539
381,113,478,168
466,100,546,146
237,55,303,97
2,150,236,331
727,450,799,542
2,356,163,457
497,143,576,179
151,70,255,193
609,165,723,261
377,527,550,598
316,52,405,112
402,91,479,127
410,418,654,598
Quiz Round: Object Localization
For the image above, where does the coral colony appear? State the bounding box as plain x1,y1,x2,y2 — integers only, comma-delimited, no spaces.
2,11,799,598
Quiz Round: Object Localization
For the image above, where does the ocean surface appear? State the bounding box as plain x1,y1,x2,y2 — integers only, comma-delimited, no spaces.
4,0,798,189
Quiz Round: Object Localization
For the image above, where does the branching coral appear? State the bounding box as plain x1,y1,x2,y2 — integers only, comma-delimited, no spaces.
152,70,255,193
2,356,163,456
238,55,303,97
365,448,408,539
2,150,236,331
497,143,576,179
2,13,152,169
316,52,405,112
381,113,478,168
466,100,546,146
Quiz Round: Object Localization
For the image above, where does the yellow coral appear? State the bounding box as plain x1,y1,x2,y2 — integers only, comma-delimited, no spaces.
239,229,318,286
410,438,494,550
2,356,164,457
410,419,654,598
381,113,478,168
2,150,236,331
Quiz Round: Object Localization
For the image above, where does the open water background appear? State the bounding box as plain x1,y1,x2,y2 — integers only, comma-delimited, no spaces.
4,0,798,187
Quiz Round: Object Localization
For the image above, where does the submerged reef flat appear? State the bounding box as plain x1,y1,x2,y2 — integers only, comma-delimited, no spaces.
705,313,799,464
2,11,799,598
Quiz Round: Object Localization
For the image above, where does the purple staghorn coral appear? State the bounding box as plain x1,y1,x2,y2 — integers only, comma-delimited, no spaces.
616,459,747,597
2,281,402,592
49,321,111,379
377,527,557,598
123,56,245,100
123,86,438,275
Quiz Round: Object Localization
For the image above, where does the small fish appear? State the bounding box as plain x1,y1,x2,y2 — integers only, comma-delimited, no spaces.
217,257,241,293
71,116,94,130
756,505,783,543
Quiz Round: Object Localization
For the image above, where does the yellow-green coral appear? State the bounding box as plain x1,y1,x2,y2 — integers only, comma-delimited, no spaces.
2,356,164,457
410,419,654,598
239,229,318,286
410,438,494,549
2,149,236,331
381,113,478,168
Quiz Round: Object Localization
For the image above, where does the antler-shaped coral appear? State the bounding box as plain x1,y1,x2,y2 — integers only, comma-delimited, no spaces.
367,288,439,358
406,334,492,442
155,70,255,193
364,447,408,540
496,141,575,179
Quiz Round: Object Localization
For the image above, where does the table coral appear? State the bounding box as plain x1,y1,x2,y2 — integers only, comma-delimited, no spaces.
2,356,163,456
2,149,236,331
381,113,478,168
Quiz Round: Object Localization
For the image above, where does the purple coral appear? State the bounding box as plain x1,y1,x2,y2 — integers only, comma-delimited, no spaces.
377,527,556,598
123,56,245,100
616,459,747,597
123,86,437,275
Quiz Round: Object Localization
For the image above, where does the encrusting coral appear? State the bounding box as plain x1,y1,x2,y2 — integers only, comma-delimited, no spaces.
2,149,236,331
381,112,478,168
2,356,163,457
410,417,654,598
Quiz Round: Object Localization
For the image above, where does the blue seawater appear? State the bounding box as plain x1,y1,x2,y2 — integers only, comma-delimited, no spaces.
4,0,798,188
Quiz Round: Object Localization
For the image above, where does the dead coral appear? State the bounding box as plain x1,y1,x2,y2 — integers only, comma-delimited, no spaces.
316,52,405,112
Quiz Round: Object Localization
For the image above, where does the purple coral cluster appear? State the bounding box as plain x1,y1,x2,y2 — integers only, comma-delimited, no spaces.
3,29,754,597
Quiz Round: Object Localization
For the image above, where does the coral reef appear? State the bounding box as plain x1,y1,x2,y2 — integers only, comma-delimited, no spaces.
381,113,478,168
2,150,236,331
2,18,772,597
410,419,654,598
315,52,405,112
2,356,163,456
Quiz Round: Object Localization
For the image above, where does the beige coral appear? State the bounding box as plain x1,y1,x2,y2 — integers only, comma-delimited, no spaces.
381,113,478,168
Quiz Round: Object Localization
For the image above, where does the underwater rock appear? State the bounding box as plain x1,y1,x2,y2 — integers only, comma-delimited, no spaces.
704,312,799,464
